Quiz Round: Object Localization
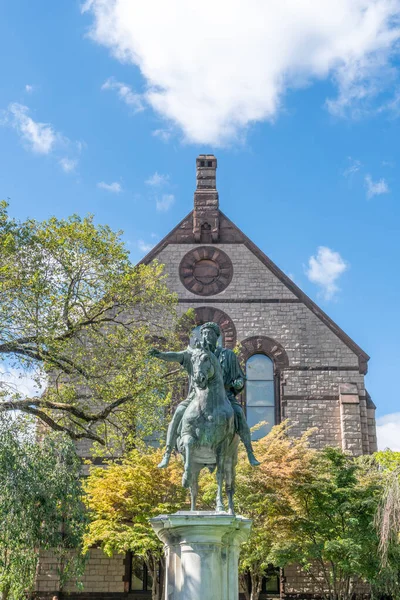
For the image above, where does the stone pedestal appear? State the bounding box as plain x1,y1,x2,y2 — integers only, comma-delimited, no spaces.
150,511,251,600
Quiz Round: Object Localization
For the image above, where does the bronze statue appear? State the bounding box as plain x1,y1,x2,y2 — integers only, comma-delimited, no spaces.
149,322,260,513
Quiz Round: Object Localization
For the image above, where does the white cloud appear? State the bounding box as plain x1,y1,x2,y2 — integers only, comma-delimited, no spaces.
137,239,154,253
152,128,173,143
101,77,145,112
156,193,175,212
145,171,169,186
59,157,77,173
343,157,362,177
365,174,390,199
5,103,57,154
377,413,400,450
83,0,400,145
97,181,123,193
306,246,348,300
25,84,34,93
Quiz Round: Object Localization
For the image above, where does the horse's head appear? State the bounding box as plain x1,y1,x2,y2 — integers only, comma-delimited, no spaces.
190,348,216,390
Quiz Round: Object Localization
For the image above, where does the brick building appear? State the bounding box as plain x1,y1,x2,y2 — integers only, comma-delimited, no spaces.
36,154,376,599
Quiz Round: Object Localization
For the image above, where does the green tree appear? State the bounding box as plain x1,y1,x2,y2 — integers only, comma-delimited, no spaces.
370,449,400,598
0,414,87,600
0,201,187,450
83,448,187,600
269,446,385,600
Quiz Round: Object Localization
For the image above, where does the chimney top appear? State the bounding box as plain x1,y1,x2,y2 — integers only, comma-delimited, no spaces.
196,154,217,190
193,154,219,242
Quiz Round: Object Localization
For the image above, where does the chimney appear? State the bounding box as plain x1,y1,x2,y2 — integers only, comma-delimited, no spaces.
193,155,219,243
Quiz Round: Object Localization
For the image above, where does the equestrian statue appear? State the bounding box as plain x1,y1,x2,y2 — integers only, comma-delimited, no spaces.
149,322,260,513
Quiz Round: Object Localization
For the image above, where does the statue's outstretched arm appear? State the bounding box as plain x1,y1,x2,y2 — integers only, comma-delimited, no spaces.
148,349,185,364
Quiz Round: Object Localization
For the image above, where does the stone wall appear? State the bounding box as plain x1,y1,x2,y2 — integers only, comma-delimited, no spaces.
35,549,125,596
283,563,370,598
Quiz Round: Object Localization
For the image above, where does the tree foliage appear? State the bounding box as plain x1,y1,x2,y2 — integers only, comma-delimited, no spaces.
79,424,400,600
371,450,400,598
269,446,397,600
83,448,188,600
0,201,188,450
0,414,87,600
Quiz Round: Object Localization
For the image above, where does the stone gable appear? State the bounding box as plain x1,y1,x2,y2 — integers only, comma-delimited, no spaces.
141,154,375,457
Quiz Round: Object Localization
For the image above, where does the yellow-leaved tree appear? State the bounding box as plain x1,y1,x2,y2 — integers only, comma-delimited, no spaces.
83,449,188,600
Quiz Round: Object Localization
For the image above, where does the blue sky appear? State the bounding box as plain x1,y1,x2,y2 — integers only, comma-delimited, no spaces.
1,1,400,448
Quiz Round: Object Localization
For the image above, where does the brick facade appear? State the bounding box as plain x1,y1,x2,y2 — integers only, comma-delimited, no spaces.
36,154,376,598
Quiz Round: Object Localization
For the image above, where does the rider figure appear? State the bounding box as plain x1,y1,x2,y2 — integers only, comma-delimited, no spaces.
149,322,260,468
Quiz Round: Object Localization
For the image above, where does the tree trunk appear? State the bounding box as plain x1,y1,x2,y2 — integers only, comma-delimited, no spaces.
147,554,161,600
250,572,262,600
239,573,251,600
159,557,165,600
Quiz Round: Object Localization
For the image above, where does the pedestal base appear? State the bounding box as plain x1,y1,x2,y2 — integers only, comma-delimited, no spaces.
150,511,252,600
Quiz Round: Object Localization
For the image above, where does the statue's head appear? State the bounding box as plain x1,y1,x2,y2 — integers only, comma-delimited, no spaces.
200,322,221,350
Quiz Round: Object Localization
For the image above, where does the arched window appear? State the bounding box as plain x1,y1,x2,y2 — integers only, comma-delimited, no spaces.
246,354,275,440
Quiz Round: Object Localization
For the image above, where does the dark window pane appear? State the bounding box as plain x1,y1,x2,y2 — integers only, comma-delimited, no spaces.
247,406,275,440
246,381,275,406
264,575,280,593
246,354,273,380
131,560,145,590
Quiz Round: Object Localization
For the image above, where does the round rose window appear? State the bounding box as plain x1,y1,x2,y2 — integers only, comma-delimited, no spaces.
179,247,233,296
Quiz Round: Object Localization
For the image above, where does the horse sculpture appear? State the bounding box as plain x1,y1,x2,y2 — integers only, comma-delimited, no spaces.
176,347,239,513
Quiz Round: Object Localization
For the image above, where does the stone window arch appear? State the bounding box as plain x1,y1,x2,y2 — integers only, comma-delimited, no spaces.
239,336,289,437
239,336,289,371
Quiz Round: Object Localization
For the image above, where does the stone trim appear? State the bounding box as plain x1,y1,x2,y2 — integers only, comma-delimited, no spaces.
178,298,302,304
281,592,371,600
239,336,289,372
283,395,338,401
34,595,152,600
339,384,363,456
284,366,360,372
366,389,376,409
193,306,237,348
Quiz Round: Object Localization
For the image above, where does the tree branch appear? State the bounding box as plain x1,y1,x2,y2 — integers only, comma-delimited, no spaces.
18,405,105,445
